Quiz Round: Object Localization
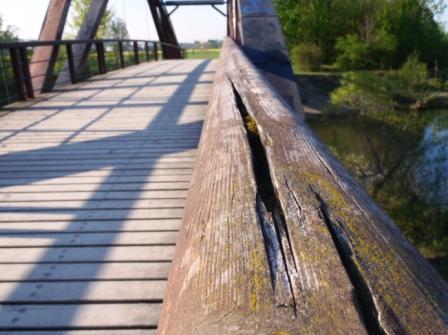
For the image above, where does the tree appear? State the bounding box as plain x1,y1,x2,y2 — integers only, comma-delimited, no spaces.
69,0,113,38
107,17,129,40
0,16,18,41
275,0,448,70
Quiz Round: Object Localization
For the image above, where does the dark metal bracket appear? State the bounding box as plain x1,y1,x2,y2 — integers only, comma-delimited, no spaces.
212,4,227,16
163,1,227,17
167,5,180,16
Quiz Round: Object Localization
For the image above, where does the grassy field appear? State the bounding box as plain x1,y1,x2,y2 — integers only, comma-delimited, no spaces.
185,48,220,60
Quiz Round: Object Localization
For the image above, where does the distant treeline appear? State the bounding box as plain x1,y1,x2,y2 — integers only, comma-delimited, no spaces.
275,0,448,70
0,16,18,42
181,40,222,50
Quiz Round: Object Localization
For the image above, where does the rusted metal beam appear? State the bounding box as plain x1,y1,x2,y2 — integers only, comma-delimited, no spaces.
19,47,34,99
133,41,140,65
229,0,303,117
30,0,71,94
118,41,125,68
153,42,159,61
147,0,181,59
65,43,76,83
55,0,109,87
9,48,26,101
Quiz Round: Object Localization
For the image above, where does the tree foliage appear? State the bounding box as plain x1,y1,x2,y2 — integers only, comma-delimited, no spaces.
108,17,129,40
275,0,448,70
69,0,125,39
291,43,323,71
0,16,18,41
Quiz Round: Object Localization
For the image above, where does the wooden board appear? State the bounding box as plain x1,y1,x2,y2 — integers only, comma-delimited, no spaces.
0,190,188,201
0,280,166,302
0,303,161,329
0,262,170,281
0,231,178,247
0,331,155,335
0,246,175,263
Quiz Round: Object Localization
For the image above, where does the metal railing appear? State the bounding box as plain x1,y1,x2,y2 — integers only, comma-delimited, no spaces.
0,39,184,107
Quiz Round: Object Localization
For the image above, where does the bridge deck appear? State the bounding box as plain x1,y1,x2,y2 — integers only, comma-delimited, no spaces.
0,59,215,334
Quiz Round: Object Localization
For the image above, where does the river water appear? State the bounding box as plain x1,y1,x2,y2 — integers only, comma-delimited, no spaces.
307,111,448,279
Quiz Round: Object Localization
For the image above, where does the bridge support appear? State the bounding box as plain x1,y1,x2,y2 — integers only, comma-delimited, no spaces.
55,0,109,87
228,0,303,116
147,0,181,59
30,0,71,93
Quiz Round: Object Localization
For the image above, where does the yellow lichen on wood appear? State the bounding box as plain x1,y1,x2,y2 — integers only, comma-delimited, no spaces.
248,245,270,313
245,116,259,135
295,170,421,324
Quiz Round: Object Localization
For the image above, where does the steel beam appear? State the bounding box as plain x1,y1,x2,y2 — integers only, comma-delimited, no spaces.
147,0,181,59
229,0,303,116
30,0,71,94
164,0,226,5
55,0,109,87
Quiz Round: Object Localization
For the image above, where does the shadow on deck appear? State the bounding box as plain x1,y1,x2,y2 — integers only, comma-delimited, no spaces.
0,59,214,333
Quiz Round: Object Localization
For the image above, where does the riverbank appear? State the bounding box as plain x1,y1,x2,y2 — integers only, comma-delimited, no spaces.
297,73,448,280
295,73,341,115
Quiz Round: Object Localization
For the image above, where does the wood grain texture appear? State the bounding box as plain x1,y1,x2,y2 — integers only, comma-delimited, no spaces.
159,38,448,334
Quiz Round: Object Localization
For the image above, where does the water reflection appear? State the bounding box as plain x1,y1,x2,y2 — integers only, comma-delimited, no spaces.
307,112,448,279
415,122,448,206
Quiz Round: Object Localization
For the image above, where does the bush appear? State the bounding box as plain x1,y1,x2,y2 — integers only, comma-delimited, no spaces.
335,34,369,70
331,58,433,114
291,43,323,72
398,53,429,92
331,71,396,113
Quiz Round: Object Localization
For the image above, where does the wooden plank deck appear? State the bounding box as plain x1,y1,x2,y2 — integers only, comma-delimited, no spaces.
0,59,215,333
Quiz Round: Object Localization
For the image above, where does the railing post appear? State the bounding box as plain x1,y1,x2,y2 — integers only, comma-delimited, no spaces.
19,47,34,99
145,42,150,62
96,42,106,74
101,42,107,73
133,41,140,65
9,48,26,101
66,43,77,84
153,42,158,61
118,41,124,68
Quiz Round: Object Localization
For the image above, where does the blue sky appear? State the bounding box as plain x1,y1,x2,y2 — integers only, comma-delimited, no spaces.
0,0,227,42
0,0,447,43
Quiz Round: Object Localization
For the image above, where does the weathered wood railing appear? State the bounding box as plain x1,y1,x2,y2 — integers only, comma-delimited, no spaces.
158,38,448,334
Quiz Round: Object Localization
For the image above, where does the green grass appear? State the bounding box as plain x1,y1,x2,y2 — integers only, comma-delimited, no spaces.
185,48,220,60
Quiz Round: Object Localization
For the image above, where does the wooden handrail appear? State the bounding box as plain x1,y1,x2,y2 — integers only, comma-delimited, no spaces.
158,37,448,334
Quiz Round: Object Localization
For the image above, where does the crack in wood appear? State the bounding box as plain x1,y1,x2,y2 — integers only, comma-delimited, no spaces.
232,83,298,314
310,186,389,335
